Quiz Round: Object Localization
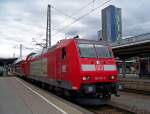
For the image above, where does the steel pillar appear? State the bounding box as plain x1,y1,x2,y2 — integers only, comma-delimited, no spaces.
122,59,126,78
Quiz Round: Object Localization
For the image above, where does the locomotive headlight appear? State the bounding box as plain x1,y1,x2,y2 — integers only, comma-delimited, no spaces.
109,75,115,80
82,76,91,81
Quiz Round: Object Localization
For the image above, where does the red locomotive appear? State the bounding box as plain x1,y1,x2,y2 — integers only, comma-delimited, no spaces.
14,38,119,105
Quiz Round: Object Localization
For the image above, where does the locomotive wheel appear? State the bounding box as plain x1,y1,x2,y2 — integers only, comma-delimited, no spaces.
48,85,54,92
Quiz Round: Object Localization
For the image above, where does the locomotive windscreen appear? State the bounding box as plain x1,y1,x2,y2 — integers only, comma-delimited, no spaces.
78,43,112,58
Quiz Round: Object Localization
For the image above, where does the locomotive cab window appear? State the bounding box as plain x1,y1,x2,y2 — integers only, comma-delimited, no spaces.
78,43,113,58
95,45,113,58
78,44,97,58
62,47,67,59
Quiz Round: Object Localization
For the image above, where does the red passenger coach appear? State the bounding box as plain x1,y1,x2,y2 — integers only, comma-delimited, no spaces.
16,38,119,105
13,59,26,76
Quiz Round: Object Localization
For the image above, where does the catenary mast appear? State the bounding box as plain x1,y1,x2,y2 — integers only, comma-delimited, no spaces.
46,5,51,48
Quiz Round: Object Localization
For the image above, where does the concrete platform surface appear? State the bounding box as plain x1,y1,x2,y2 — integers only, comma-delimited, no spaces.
0,77,91,114
119,77,150,92
110,92,150,114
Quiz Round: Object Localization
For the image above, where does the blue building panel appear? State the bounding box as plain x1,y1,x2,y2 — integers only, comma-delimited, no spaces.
106,8,111,41
102,5,122,42
111,6,117,42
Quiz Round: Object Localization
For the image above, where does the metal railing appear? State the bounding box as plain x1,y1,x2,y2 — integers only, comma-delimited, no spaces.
112,33,150,47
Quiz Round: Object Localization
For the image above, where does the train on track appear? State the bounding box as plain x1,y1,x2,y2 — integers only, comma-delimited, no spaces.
13,38,119,105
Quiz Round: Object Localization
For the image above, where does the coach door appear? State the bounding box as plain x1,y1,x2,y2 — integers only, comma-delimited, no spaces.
61,47,68,80
56,47,68,81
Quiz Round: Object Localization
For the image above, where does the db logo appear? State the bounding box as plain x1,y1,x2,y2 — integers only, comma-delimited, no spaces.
95,65,103,71
94,76,106,80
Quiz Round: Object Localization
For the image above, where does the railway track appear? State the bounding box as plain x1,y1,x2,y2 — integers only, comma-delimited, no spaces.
121,88,150,96
21,77,150,114
36,83,137,114
86,105,136,114
119,78,150,96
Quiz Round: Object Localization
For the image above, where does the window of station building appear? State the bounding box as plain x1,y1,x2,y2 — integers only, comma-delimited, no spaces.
62,48,67,59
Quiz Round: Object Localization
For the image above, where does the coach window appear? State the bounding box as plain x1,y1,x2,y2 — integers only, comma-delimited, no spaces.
62,47,67,59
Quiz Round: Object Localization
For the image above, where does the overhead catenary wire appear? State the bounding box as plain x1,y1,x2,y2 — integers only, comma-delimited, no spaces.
51,5,75,19
51,0,97,30
51,0,113,38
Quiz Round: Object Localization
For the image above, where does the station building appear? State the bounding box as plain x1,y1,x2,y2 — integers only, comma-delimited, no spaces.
0,58,17,76
100,5,150,78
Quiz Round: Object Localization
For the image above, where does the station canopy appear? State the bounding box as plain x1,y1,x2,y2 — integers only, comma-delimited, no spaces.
0,58,18,66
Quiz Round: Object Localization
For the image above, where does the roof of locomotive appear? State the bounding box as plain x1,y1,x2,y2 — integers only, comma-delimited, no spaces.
56,37,111,45
26,38,112,59
47,38,111,51
75,38,111,46
13,58,25,64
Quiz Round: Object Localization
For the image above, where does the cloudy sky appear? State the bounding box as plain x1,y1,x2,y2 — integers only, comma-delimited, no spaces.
0,0,150,58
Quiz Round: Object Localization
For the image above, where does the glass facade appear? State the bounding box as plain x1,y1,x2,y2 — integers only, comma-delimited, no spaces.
102,5,122,42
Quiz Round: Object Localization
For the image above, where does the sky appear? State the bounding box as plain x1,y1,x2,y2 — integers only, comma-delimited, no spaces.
0,0,150,58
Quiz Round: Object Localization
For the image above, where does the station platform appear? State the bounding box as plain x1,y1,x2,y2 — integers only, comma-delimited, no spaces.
119,77,150,92
0,77,91,114
110,92,150,114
